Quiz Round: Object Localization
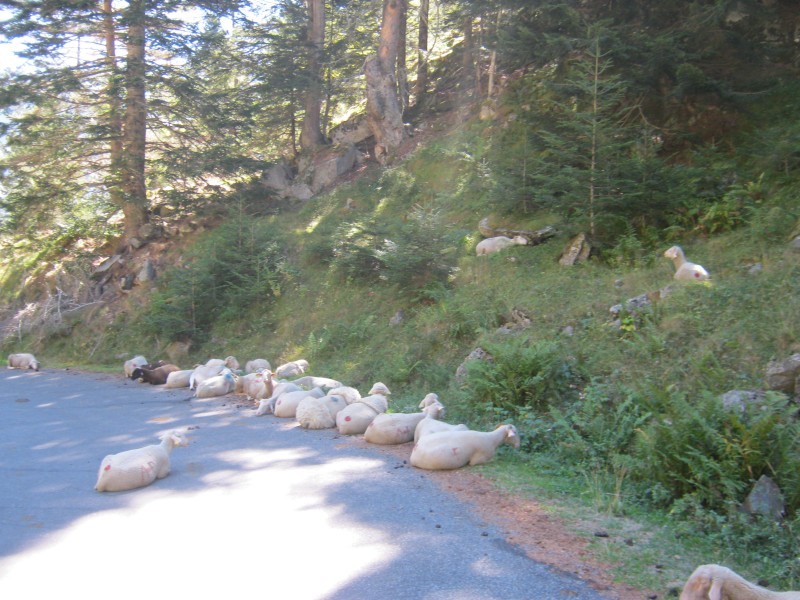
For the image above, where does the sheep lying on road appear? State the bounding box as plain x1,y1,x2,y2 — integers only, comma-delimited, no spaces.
123,355,147,378
476,235,528,256
679,564,800,600
336,382,391,435
164,369,193,389
410,424,520,470
95,431,188,492
664,245,710,282
296,386,360,430
194,370,236,399
8,353,40,371
273,387,325,418
131,363,180,385
256,381,302,416
364,394,446,445
238,370,274,401
189,363,225,390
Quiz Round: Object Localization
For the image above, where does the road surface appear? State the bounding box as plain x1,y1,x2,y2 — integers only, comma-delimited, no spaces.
0,367,613,599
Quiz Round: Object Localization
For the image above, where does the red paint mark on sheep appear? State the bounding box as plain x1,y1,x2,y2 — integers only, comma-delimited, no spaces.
104,464,111,471
345,416,351,421
451,447,459,455
694,272,700,278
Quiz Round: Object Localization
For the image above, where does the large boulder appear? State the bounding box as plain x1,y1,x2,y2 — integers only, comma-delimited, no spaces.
765,353,800,394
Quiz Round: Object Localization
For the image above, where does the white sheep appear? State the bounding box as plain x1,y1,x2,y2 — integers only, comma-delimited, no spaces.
255,381,302,416
335,382,391,435
476,235,528,256
409,423,520,470
679,564,800,600
245,358,271,374
164,369,193,389
95,431,188,492
295,386,361,430
239,370,274,401
290,375,343,390
194,370,237,399
189,363,225,390
275,359,309,378
204,356,240,370
664,245,710,282
123,355,147,378
413,417,469,443
8,353,40,371
364,396,446,445
273,387,326,418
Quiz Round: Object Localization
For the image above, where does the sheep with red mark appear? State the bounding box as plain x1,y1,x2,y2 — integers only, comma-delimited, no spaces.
8,353,40,371
95,431,188,492
414,417,469,443
679,564,800,600
239,370,274,401
273,387,325,418
335,382,391,435
123,355,147,378
410,424,520,470
664,245,710,282
296,386,362,430
256,381,303,416
364,394,446,445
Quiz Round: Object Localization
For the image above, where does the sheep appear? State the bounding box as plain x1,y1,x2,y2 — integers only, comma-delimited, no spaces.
364,396,446,445
476,235,528,256
275,359,309,378
189,363,225,389
239,370,274,401
255,381,302,416
679,564,800,600
129,360,167,380
290,375,343,390
123,355,147,378
336,382,391,435
409,423,520,470
131,363,180,385
245,358,271,374
164,369,193,389
295,386,361,430
664,245,710,282
414,417,469,443
273,387,326,418
8,353,40,371
95,431,188,492
194,370,237,399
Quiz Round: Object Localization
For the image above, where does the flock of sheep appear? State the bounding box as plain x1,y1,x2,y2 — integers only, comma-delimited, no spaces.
103,353,521,494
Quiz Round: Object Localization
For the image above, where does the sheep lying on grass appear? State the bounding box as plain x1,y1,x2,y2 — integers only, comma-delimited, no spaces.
679,564,800,600
123,355,147,378
274,387,325,418
194,370,236,399
95,431,188,492
296,386,361,429
131,363,180,385
410,424,520,470
8,353,40,371
336,382,391,435
245,358,271,374
164,369,193,389
664,245,710,282
475,235,528,256
364,394,446,445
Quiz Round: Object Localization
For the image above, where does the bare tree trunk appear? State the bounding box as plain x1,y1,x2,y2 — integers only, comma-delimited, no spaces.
101,0,124,209
299,0,326,151
121,0,148,246
398,6,409,114
365,0,406,164
414,0,429,108
461,16,474,97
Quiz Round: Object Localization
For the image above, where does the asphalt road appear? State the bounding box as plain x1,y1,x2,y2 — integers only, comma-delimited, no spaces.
0,367,613,600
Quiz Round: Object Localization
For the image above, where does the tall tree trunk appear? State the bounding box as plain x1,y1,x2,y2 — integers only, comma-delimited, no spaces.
121,0,148,247
300,0,325,151
365,0,406,165
398,5,409,113
461,16,474,97
102,0,123,210
414,0,429,108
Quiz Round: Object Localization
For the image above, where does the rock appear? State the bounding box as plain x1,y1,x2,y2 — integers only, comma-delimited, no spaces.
789,236,800,251
720,389,766,413
559,232,591,266
389,309,404,326
741,475,785,520
262,160,294,193
92,254,122,278
311,144,359,192
329,113,372,146
287,183,314,202
137,258,156,283
166,340,191,365
765,353,800,393
455,347,494,385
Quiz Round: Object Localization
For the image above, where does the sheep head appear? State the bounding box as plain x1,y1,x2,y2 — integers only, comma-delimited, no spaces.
663,245,683,261
502,424,521,449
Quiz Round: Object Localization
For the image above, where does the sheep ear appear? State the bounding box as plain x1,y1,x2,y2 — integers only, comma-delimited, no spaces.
708,579,722,600
507,427,516,438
